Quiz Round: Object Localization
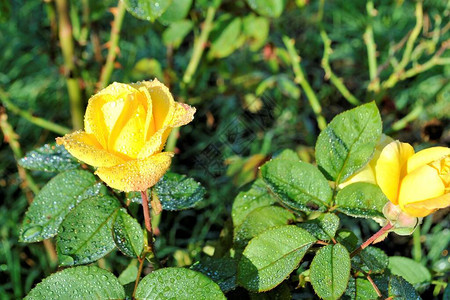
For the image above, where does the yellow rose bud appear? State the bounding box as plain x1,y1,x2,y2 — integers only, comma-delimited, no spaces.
342,139,450,218
56,80,195,192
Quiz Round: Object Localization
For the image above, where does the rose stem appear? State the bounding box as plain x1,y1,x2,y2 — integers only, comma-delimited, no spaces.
140,190,161,269
350,222,393,258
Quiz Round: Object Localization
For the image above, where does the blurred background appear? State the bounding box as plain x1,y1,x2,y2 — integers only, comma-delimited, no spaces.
0,0,449,298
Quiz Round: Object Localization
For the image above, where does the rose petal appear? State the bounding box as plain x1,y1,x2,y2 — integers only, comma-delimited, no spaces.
338,164,376,189
375,141,414,205
407,147,450,174
398,164,446,217
169,102,196,127
95,152,174,192
402,193,450,217
56,131,125,167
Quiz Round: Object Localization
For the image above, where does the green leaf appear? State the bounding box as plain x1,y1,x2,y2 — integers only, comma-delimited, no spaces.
315,102,382,184
154,172,205,211
310,244,351,300
162,20,193,48
246,0,286,18
56,195,120,266
297,213,340,241
208,16,243,59
335,182,388,218
25,266,124,299
232,178,276,227
237,225,316,292
118,260,139,285
234,206,295,250
342,277,380,300
388,256,431,286
158,0,192,25
123,0,172,21
336,229,359,252
387,275,421,299
191,257,237,293
20,170,100,243
135,267,226,299
112,209,144,258
352,247,388,274
261,160,332,213
18,144,80,172
272,149,301,162
243,14,270,51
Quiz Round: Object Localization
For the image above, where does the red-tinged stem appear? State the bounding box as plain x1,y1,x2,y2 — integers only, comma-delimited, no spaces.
367,274,382,298
140,190,160,269
351,223,394,258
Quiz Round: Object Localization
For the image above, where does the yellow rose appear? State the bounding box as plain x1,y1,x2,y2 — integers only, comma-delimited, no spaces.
342,138,450,217
56,80,195,192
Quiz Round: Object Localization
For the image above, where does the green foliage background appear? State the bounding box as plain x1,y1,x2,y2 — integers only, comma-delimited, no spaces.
0,0,449,298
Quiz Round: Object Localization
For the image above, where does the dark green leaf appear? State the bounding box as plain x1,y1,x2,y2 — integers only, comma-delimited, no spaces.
388,256,431,286
162,20,193,48
208,16,243,59
335,182,388,218
232,179,276,227
238,225,316,292
352,247,388,274
246,0,286,18
388,275,421,299
191,257,237,293
154,172,205,211
336,229,359,252
342,277,380,300
298,213,340,241
249,282,291,299
158,0,192,25
18,144,80,172
112,209,144,258
25,266,124,299
261,160,332,213
56,195,120,266
310,244,351,300
123,0,171,21
20,170,100,243
234,206,295,250
135,267,226,299
315,102,382,184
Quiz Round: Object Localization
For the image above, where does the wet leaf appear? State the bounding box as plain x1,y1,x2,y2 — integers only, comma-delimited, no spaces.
261,159,332,213
310,244,351,300
153,172,205,211
298,213,340,241
112,209,144,258
135,268,226,299
315,102,382,184
158,0,192,25
18,144,80,172
234,206,295,250
342,277,379,300
20,170,101,243
352,246,388,274
232,178,276,227
123,0,171,22
335,182,388,219
191,257,237,293
336,229,359,252
237,225,316,292
25,266,124,299
56,195,120,266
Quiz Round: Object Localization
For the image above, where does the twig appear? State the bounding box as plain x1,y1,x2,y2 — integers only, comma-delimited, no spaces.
367,274,382,298
182,5,218,86
140,190,161,269
55,0,84,130
98,1,126,90
282,36,327,130
387,104,423,133
350,223,393,258
0,89,71,136
132,252,147,299
364,1,379,91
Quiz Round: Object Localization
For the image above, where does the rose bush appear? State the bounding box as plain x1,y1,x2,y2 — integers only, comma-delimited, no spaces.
56,80,195,192
343,137,450,218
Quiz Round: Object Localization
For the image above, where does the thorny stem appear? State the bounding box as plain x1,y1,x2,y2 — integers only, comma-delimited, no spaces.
350,222,393,258
140,191,160,269
98,0,126,90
